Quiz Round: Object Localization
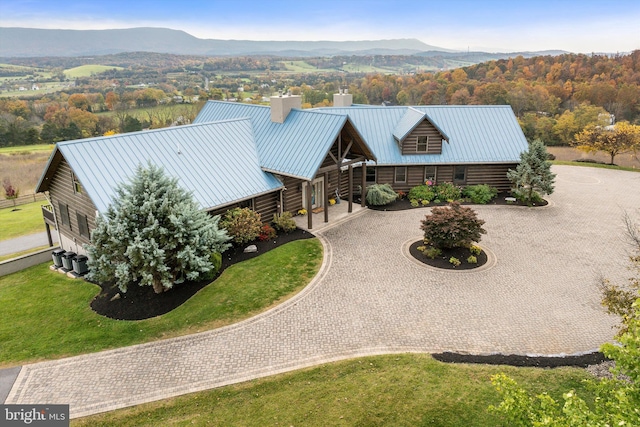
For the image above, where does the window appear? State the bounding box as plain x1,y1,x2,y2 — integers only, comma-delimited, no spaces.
394,166,407,183
77,212,89,238
424,166,437,184
454,166,467,184
365,167,376,184
417,135,428,152
71,172,83,194
58,202,71,230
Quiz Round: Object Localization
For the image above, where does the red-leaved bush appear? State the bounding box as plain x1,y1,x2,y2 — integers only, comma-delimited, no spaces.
420,202,486,249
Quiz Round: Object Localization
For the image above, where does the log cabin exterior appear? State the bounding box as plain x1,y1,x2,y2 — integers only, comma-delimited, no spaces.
37,92,527,255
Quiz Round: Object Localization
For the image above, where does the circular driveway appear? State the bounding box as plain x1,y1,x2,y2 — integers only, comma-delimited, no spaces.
318,165,638,355
8,165,640,417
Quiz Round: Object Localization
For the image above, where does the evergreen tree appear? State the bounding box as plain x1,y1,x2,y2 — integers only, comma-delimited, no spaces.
87,163,231,294
507,140,556,205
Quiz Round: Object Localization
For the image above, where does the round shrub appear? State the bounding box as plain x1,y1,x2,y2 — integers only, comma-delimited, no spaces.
408,184,435,203
462,184,498,204
220,207,262,245
272,212,297,233
420,202,486,250
366,183,398,206
434,182,461,202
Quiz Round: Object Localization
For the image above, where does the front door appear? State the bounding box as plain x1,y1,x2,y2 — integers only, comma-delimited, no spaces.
303,177,324,209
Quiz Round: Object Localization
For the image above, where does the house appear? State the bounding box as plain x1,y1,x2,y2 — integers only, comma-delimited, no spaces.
36,91,527,255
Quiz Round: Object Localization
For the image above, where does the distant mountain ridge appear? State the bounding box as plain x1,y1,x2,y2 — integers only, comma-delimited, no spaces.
0,27,456,57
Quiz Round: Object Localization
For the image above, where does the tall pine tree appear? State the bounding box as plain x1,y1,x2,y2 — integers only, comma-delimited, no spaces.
87,163,231,294
507,140,556,205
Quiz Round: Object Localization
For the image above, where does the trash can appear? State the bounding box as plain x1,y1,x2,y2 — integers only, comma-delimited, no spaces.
52,248,65,268
61,251,76,270
72,255,89,275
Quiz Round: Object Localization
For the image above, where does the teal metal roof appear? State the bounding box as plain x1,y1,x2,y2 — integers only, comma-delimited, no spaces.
320,105,527,165
37,119,283,214
195,101,373,180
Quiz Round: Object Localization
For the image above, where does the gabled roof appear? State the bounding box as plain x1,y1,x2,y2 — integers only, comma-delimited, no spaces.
319,105,528,165
37,119,283,214
392,107,449,143
195,101,375,180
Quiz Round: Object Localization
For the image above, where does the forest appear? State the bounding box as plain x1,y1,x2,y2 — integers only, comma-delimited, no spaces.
0,50,638,148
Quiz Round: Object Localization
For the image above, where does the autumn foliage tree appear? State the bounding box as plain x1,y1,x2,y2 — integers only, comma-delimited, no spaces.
573,121,640,164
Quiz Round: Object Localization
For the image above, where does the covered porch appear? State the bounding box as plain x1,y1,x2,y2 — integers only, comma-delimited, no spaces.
293,198,367,232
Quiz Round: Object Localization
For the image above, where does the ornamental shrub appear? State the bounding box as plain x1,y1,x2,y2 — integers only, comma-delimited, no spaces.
467,255,478,264
410,199,420,207
469,244,482,255
408,184,435,203
462,184,498,204
220,207,262,245
434,182,461,201
366,183,397,206
507,139,556,205
449,257,461,267
86,163,231,294
258,224,277,241
423,246,442,259
420,202,486,250
272,211,297,233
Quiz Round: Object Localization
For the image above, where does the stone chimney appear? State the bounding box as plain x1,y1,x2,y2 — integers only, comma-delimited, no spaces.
270,91,302,123
333,88,353,107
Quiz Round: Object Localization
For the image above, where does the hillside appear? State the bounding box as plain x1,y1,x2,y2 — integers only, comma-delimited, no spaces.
0,27,450,57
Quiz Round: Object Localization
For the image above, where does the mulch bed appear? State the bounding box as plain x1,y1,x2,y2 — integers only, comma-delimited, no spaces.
409,241,487,270
368,192,548,212
89,228,315,321
433,351,608,368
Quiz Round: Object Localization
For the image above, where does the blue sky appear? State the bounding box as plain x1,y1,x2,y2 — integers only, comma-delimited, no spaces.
0,0,638,53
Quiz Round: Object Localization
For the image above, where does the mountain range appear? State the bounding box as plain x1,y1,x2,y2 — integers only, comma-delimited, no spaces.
0,27,565,59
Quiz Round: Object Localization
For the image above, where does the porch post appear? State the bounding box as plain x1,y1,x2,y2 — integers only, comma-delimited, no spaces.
45,223,53,247
348,165,353,213
361,163,367,207
324,172,329,223
306,181,313,230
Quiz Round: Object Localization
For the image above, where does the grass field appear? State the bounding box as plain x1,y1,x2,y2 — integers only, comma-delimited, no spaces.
0,201,48,241
0,238,322,367
0,144,54,155
547,146,640,169
64,64,124,78
0,146,52,196
552,160,640,172
72,353,595,427
283,60,338,73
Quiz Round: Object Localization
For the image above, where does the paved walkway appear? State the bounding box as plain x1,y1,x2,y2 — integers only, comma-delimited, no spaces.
5,166,640,418
0,232,58,257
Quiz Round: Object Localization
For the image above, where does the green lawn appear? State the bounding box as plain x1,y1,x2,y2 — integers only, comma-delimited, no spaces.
72,353,595,427
552,160,639,172
0,238,322,367
64,64,123,78
0,144,54,155
0,201,49,241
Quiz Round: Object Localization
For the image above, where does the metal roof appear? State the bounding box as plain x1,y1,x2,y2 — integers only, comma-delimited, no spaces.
195,101,375,180
37,119,283,214
320,105,528,165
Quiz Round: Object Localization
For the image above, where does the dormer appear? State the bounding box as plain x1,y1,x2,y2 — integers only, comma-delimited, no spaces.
393,107,449,155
